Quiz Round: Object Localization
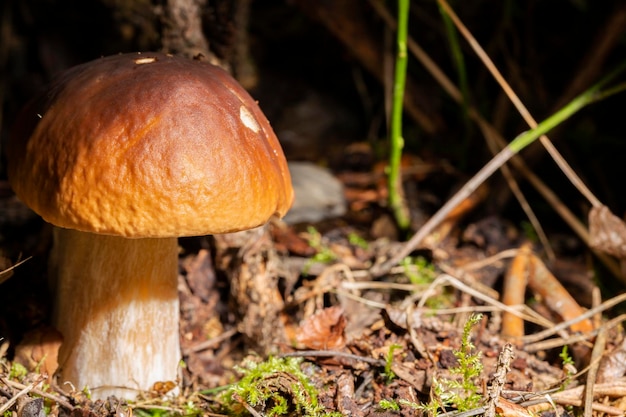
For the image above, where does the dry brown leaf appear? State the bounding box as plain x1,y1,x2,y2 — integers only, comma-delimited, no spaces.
270,223,316,257
182,249,216,303
14,326,63,381
295,306,346,350
496,397,535,417
589,205,626,258
598,336,626,382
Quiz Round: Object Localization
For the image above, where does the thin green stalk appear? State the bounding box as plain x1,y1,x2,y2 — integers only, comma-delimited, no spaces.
509,61,626,152
388,0,411,231
439,3,471,157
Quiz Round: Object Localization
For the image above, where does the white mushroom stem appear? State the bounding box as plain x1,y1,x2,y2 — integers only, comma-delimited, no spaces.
49,227,180,399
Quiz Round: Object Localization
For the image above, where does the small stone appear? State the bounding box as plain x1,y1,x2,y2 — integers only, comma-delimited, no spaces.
283,161,346,224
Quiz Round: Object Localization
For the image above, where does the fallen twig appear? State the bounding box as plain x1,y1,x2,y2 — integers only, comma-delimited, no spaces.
0,376,60,414
484,343,514,417
584,327,607,417
522,380,626,415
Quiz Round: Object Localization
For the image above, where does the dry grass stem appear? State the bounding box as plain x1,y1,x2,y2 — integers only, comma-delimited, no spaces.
524,313,626,353
425,274,553,328
0,256,32,285
523,293,626,344
182,327,238,355
524,380,626,415
0,376,47,414
584,328,607,417
462,249,522,271
482,126,556,261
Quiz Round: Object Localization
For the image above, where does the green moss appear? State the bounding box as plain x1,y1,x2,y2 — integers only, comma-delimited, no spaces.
378,399,400,411
383,343,403,383
347,232,369,249
303,227,337,275
8,362,27,380
401,256,436,286
219,356,339,417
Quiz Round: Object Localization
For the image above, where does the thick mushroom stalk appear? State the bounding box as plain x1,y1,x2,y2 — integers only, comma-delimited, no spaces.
49,228,179,398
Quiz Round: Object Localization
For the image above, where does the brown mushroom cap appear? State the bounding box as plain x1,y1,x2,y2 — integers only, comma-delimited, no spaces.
8,53,293,237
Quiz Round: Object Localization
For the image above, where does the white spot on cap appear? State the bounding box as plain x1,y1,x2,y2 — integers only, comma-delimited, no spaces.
135,57,156,65
240,105,260,133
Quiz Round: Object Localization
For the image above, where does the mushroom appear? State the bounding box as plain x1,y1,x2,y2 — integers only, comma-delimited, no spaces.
7,53,293,399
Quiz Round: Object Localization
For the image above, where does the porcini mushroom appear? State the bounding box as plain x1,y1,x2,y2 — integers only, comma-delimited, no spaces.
7,53,293,399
